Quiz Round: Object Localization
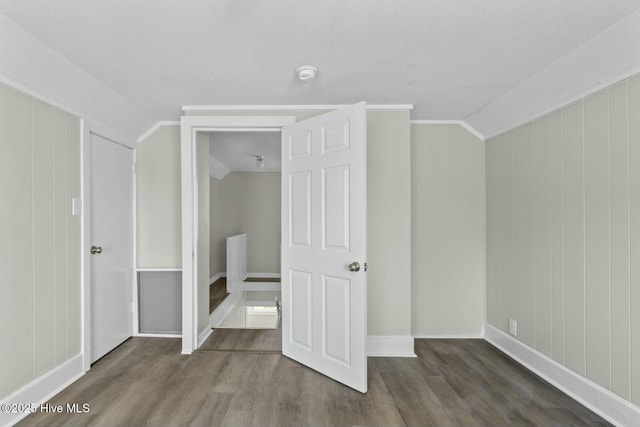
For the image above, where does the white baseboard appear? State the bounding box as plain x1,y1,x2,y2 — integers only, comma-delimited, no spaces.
246,272,281,279
211,272,281,282
412,333,483,339
367,335,416,357
134,333,181,338
197,326,213,348
209,291,243,328
0,354,84,427
484,323,640,427
240,281,281,292
209,272,224,284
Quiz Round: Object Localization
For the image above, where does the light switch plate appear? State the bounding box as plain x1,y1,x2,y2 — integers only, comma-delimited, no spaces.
72,197,83,216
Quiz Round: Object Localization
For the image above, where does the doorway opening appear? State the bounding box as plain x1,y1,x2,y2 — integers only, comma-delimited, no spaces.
181,105,368,392
203,130,283,334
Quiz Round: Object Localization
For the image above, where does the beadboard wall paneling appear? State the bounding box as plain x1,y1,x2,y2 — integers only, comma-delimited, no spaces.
486,73,640,406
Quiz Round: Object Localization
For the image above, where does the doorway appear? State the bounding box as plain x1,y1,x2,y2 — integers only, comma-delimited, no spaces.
206,130,282,333
181,105,368,392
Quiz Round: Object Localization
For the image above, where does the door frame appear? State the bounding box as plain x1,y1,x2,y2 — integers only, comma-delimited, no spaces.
81,120,137,372
179,115,295,354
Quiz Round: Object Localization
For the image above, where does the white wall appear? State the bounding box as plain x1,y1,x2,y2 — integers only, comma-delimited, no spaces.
486,72,640,405
411,124,485,337
137,125,182,268
367,111,412,336
0,82,81,399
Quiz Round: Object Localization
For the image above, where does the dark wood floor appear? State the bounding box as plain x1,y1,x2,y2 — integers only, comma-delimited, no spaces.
17,333,610,427
209,277,228,313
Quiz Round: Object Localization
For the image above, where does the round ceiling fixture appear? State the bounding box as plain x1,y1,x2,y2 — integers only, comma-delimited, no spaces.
296,65,317,81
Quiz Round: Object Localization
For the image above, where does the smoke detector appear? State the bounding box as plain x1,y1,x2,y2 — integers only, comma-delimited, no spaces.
296,65,317,81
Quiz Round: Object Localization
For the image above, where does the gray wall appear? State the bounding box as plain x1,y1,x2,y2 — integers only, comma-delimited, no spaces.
411,124,485,336
0,82,82,399
209,176,223,276
217,171,281,275
197,133,210,333
486,73,640,405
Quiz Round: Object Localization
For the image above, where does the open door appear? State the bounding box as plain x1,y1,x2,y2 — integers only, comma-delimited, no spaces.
281,103,367,392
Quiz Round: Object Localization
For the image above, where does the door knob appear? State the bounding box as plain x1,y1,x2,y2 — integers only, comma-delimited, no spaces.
90,246,102,255
348,262,360,272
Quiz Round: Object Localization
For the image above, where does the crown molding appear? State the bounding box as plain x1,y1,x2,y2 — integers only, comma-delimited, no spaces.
137,121,180,142
410,120,485,141
181,104,413,112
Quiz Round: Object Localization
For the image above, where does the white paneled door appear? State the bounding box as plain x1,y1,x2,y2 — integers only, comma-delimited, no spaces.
90,134,133,363
281,103,368,392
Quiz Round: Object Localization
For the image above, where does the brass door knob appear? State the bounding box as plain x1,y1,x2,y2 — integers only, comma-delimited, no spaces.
90,246,102,255
348,262,361,272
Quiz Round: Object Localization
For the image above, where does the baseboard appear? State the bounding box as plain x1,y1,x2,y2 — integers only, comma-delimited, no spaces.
246,272,281,279
484,323,640,427
367,335,416,357
412,333,483,339
209,272,224,284
0,354,84,427
134,333,181,338
211,272,281,285
240,281,281,292
197,326,213,348
209,291,243,328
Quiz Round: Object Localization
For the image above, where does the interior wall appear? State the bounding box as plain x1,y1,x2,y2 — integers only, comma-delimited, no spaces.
486,72,640,405
196,133,210,334
209,176,222,278
0,82,81,399
136,125,182,268
137,109,413,337
367,110,412,336
219,171,281,274
410,124,485,337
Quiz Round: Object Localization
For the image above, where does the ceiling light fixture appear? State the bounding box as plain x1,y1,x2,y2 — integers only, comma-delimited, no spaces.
296,65,317,81
255,154,265,169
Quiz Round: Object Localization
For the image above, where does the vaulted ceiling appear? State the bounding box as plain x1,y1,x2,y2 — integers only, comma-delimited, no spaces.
1,0,640,140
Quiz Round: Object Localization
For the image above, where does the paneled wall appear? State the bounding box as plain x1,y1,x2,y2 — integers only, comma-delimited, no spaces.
486,73,640,405
411,124,485,336
0,82,81,399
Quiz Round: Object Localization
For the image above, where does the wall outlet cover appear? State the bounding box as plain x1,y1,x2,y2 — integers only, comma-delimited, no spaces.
509,318,518,336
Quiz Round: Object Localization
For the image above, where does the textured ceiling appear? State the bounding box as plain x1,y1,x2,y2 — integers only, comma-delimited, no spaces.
1,0,640,139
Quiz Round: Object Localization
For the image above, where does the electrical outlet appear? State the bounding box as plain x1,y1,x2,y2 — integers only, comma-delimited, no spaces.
509,318,518,336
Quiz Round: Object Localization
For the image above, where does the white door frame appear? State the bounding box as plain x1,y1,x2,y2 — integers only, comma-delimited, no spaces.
179,115,295,354
81,120,137,372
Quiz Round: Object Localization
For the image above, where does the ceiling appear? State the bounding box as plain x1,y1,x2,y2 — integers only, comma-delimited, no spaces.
210,131,281,174
1,1,640,139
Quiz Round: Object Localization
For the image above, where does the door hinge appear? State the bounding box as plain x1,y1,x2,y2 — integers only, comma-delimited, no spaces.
132,162,137,175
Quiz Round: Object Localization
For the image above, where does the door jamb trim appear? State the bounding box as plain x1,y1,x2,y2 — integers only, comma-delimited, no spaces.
179,115,295,354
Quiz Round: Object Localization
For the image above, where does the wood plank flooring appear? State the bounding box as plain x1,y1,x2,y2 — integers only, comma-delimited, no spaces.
209,277,228,313
17,336,611,427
